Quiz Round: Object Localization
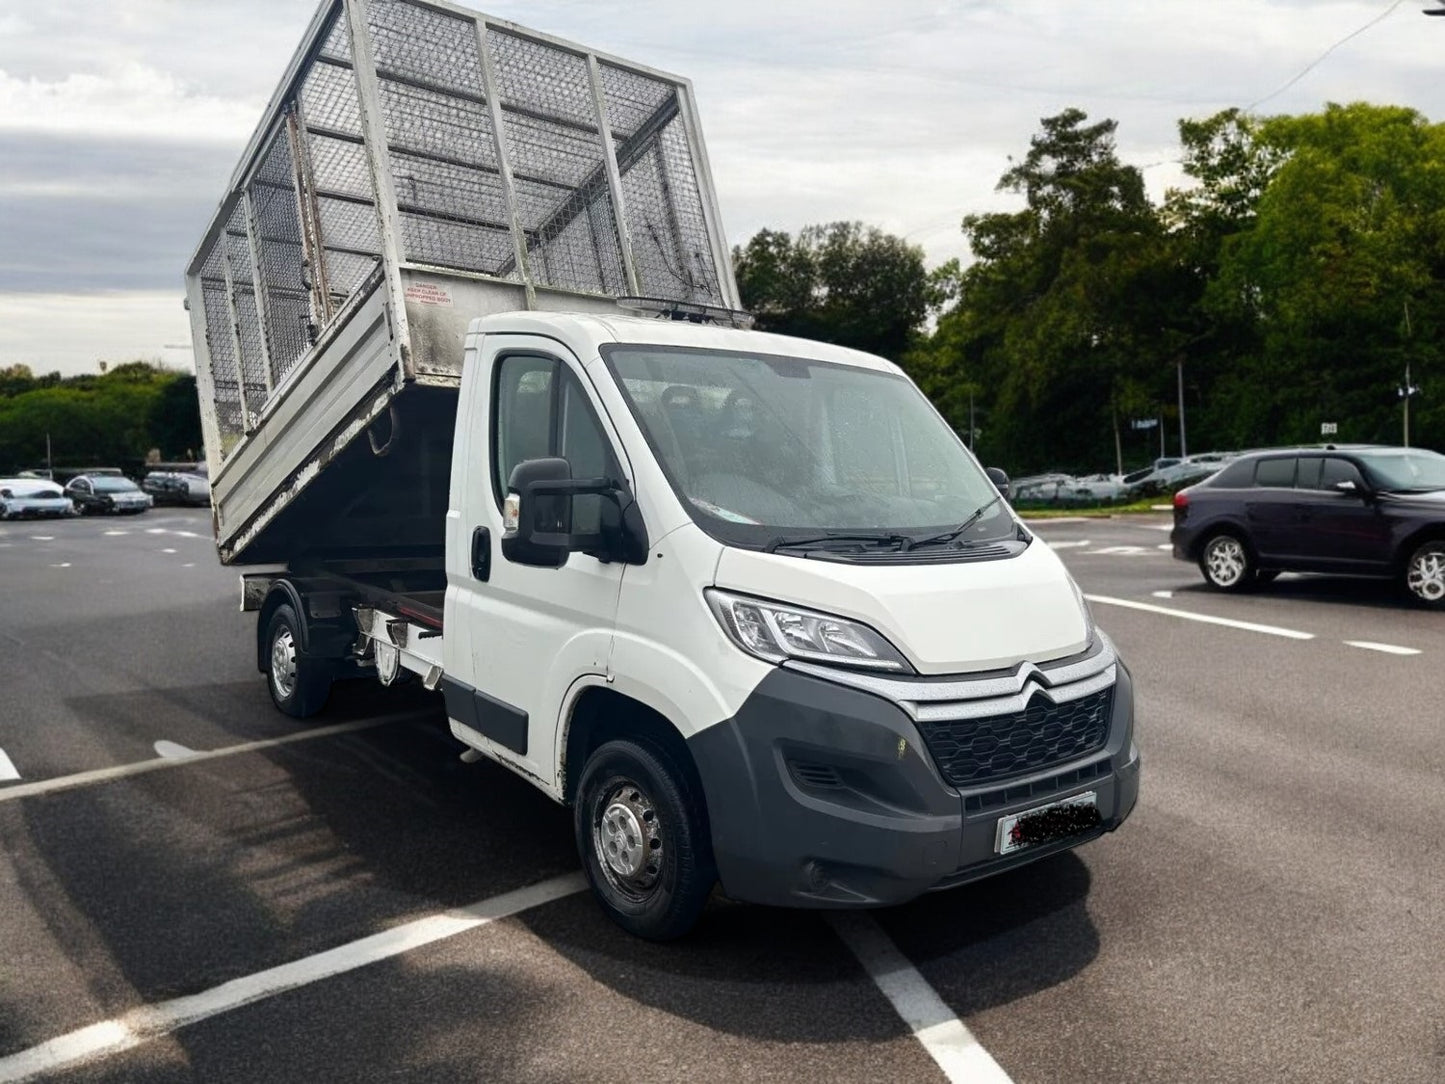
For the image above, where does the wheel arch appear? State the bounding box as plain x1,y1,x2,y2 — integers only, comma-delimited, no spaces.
1197,519,1257,562
256,579,310,673
559,685,704,811
1394,524,1445,574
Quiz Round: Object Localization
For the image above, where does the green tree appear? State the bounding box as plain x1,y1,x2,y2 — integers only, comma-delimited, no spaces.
922,109,1171,472
1215,103,1445,448
733,222,934,359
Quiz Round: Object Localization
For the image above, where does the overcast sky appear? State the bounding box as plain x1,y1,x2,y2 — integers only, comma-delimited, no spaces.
1,0,1441,375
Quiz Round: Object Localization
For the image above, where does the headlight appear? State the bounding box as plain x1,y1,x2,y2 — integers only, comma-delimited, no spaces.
705,589,911,672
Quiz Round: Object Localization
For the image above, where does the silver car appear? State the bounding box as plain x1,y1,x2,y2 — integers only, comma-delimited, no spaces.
0,479,76,519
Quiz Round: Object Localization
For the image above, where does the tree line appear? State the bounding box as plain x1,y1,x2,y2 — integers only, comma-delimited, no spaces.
0,362,203,475
734,102,1445,474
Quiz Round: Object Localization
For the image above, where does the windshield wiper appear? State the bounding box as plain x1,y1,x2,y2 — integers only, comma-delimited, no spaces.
762,531,913,554
909,494,1005,550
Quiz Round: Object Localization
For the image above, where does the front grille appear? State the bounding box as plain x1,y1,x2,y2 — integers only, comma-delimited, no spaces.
919,687,1113,788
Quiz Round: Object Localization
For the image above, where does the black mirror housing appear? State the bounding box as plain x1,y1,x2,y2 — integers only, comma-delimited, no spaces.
985,467,1011,500
501,457,649,568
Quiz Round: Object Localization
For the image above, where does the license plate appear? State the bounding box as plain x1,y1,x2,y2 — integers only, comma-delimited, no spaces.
995,791,1100,855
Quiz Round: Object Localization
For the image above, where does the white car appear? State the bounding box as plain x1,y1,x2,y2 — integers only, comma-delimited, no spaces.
0,479,76,520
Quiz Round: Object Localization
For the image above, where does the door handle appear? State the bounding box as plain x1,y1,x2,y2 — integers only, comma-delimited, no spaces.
471,526,491,581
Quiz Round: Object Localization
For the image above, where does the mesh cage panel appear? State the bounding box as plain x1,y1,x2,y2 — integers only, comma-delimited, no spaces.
233,287,270,420
200,277,244,448
307,134,373,199
323,249,381,303
301,60,364,136
390,151,507,227
618,113,723,303
221,206,270,420
379,79,492,164
299,52,379,314
598,62,672,138
487,29,625,295
251,137,312,384
318,8,352,63
400,213,513,274
367,0,483,95
488,30,595,128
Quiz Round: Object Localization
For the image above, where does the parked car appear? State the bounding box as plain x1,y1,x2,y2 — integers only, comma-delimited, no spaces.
0,478,75,519
65,474,153,515
1171,446,1445,606
142,469,210,506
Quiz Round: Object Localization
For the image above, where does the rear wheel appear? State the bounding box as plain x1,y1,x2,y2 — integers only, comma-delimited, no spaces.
264,603,331,717
1200,533,1255,592
1403,541,1445,608
575,738,715,941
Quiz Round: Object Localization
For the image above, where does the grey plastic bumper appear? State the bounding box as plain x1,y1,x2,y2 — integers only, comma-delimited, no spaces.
688,661,1138,908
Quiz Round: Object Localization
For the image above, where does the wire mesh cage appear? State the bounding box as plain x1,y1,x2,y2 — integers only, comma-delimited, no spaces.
187,0,735,470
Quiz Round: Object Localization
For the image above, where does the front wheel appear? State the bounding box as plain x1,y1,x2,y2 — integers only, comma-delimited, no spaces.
1200,532,1255,592
264,603,331,718
575,738,715,941
1403,541,1445,608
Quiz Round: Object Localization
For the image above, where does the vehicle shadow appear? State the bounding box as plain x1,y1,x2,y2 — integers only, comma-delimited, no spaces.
3,691,1096,1057
516,850,1097,1041
1172,574,1422,614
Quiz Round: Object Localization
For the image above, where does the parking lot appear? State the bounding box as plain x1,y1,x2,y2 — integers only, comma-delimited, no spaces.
0,509,1441,1083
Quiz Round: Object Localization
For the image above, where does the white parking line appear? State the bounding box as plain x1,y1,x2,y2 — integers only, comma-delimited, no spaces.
0,873,588,1083
1046,540,1091,549
0,714,420,804
0,747,19,782
153,740,199,759
1151,590,1174,599
827,912,1013,1083
30,536,53,542
103,530,129,536
1344,641,1421,656
1084,595,1315,640
1023,517,1088,525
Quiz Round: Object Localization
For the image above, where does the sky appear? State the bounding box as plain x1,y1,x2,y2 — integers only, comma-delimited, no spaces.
1,0,1442,376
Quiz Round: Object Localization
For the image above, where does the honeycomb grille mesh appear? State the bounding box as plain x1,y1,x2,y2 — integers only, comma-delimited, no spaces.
918,688,1114,788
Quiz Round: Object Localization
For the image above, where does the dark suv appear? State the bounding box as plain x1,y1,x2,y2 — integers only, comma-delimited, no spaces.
1171,446,1445,606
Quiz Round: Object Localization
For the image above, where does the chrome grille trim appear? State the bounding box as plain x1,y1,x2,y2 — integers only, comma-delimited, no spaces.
786,634,1115,722
912,664,1116,722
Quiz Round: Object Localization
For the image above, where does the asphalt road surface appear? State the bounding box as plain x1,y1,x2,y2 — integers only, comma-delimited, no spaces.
0,509,1441,1082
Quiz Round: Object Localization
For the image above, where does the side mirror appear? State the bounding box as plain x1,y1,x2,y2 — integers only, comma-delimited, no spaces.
501,457,649,568
1333,479,1365,497
985,467,1011,500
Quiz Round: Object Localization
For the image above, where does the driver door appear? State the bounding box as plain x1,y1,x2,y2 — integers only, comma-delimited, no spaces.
447,336,628,788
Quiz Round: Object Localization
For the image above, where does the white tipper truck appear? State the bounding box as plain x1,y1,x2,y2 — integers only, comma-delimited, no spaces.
185,0,1138,939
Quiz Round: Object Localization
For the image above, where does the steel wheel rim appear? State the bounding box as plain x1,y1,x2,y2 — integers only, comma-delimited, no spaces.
592,778,664,901
1206,537,1246,586
270,626,297,700
1407,548,1445,602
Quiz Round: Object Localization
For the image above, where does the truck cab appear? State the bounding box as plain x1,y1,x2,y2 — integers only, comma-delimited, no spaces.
373,310,1137,938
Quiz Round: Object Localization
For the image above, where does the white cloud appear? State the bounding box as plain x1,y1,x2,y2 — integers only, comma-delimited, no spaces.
0,292,193,376
0,65,258,143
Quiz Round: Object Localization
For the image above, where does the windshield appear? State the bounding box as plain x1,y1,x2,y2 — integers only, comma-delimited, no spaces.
602,345,1011,549
93,477,140,493
1359,450,1445,491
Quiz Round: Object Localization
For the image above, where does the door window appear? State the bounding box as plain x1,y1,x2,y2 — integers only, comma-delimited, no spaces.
1254,458,1296,488
1319,458,1365,490
1295,458,1323,490
491,354,616,526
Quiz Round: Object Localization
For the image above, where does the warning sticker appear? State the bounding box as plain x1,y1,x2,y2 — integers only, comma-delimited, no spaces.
404,282,453,307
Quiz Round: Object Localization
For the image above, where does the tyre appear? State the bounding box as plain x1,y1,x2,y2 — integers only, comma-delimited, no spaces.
574,737,715,941
264,603,331,718
1199,532,1255,592
1403,541,1445,608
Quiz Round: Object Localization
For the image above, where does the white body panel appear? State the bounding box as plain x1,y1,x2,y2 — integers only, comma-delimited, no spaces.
430,311,1095,791
714,540,1090,675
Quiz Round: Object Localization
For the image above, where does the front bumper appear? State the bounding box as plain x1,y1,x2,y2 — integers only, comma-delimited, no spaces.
689,662,1139,908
